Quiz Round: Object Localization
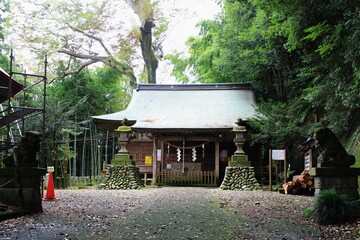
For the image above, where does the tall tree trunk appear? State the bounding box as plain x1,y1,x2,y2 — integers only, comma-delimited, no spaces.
140,18,158,84
126,0,158,84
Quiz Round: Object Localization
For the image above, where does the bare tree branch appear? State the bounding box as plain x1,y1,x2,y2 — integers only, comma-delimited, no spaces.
66,23,113,57
61,59,99,77
57,48,136,86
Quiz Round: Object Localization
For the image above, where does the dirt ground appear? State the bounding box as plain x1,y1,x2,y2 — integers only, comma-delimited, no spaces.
0,187,359,239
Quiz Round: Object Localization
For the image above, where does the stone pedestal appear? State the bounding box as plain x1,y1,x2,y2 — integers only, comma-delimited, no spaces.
112,153,134,166
0,167,46,212
220,166,260,190
100,165,144,190
310,167,360,200
228,155,250,167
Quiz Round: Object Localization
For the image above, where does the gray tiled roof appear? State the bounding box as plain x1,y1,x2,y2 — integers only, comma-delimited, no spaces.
92,83,257,131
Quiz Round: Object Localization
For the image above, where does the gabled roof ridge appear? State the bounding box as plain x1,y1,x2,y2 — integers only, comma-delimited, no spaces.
136,82,253,91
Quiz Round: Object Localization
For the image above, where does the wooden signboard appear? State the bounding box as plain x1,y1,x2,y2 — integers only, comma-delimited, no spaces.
269,149,287,190
271,150,285,160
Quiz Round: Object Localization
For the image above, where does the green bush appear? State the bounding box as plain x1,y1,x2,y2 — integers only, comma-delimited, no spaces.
302,207,313,218
312,189,359,225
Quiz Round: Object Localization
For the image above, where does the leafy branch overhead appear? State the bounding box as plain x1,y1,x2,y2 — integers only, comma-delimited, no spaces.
11,0,168,85
167,0,360,147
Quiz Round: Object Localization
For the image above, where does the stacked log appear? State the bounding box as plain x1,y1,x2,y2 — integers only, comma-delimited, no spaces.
220,166,261,191
282,170,314,195
99,165,144,190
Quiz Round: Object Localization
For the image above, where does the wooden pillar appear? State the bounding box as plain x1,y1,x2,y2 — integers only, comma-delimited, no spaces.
144,173,148,185
269,149,272,191
160,140,164,171
152,136,157,185
284,149,287,184
215,139,220,184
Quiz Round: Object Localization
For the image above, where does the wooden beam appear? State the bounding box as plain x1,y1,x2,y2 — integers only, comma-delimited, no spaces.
160,136,217,142
160,140,164,172
215,139,220,184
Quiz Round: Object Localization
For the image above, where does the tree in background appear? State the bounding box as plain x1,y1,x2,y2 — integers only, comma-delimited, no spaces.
44,65,130,169
0,0,10,69
167,0,360,149
11,64,128,178
127,0,166,84
10,0,168,85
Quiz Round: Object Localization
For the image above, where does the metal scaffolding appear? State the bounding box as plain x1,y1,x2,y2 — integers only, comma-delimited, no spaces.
0,50,47,168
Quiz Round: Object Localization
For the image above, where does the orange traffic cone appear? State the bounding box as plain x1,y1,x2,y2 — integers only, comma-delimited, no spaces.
44,172,57,200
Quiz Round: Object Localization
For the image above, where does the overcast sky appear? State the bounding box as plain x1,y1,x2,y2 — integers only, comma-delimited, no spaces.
157,0,221,83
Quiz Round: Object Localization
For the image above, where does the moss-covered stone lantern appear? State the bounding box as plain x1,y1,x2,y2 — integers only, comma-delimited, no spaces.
229,118,250,167
112,118,134,166
115,119,132,154
100,119,144,189
220,119,260,190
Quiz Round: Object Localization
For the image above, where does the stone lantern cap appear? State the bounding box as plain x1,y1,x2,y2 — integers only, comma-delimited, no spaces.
115,125,132,133
232,118,246,132
115,118,132,133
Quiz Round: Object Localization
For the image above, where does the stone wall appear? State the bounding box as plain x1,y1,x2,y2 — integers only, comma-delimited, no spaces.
220,166,261,190
0,167,46,212
314,176,359,200
99,165,144,190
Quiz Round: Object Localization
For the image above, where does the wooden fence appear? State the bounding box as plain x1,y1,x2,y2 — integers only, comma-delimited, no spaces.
156,171,217,186
69,176,104,187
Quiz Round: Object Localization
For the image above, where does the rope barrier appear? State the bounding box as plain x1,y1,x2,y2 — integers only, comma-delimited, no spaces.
160,140,210,149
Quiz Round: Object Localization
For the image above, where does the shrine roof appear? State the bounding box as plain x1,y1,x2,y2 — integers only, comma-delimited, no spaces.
92,83,258,132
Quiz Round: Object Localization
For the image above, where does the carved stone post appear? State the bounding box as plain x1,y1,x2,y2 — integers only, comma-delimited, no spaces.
309,128,360,200
0,131,46,213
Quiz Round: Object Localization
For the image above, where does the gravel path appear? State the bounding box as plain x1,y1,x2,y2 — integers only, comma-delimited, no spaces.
0,187,359,239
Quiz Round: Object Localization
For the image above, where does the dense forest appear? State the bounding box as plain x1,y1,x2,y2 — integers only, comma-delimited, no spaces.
0,0,359,172
167,0,360,156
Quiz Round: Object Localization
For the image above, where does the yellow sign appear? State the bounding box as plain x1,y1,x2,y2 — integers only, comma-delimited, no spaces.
145,156,152,166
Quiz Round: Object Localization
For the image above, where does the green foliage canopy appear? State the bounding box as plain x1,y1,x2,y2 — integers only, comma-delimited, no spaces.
168,0,360,148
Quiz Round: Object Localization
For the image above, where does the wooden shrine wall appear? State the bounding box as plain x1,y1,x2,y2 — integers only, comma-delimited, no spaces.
128,141,153,166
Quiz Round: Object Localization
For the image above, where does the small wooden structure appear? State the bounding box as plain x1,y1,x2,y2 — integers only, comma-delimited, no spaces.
297,138,317,170
92,83,260,186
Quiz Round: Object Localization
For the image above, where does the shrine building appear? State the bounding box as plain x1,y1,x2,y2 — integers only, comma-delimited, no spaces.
92,83,261,186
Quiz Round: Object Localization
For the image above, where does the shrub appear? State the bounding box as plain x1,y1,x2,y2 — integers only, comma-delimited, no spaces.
312,188,359,225
302,207,313,218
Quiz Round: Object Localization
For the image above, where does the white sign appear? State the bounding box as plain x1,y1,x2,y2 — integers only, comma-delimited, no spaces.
271,150,285,160
157,149,162,161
